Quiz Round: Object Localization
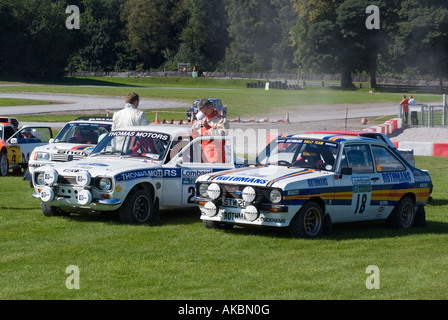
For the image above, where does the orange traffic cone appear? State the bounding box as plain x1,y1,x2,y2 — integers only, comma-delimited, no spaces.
285,112,290,124
154,111,160,124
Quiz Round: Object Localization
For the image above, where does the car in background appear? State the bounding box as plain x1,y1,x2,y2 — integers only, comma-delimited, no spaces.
0,119,19,176
0,117,19,131
186,98,227,122
306,130,415,166
1,122,53,176
196,133,432,238
26,117,113,179
31,125,239,223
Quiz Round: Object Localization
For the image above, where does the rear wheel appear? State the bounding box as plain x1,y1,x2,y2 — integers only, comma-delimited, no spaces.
119,189,153,224
387,196,415,229
289,201,323,238
0,152,8,176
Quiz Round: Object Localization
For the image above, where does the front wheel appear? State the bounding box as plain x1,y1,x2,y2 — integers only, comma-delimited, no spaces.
386,196,415,229
119,189,153,224
0,152,8,176
289,201,323,238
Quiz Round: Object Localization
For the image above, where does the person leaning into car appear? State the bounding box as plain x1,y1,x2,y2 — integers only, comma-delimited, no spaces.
192,99,230,163
112,92,149,130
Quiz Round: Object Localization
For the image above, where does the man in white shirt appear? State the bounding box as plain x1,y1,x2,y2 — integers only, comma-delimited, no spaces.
408,95,418,125
112,92,149,130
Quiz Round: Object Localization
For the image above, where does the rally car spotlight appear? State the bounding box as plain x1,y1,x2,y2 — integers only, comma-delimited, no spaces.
43,169,58,186
243,205,259,222
198,183,209,197
269,189,283,204
77,189,93,206
207,183,222,200
76,171,91,187
36,172,46,185
99,178,112,191
242,186,257,203
40,186,55,203
203,201,218,217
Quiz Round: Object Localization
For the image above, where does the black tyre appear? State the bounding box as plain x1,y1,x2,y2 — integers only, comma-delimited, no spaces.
203,220,234,230
41,202,68,217
289,201,324,238
0,152,8,176
386,196,415,229
119,189,153,224
414,204,426,227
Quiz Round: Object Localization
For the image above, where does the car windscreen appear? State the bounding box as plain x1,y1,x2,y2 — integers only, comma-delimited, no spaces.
54,123,111,144
257,138,340,171
91,130,171,161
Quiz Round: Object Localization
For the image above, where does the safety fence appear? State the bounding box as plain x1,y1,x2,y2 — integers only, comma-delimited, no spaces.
397,104,447,127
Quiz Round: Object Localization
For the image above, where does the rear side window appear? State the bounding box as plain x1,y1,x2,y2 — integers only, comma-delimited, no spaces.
372,145,406,172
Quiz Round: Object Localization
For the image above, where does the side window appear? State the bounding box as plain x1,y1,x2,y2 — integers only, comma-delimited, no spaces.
180,138,231,164
4,126,15,140
372,145,406,172
344,144,374,174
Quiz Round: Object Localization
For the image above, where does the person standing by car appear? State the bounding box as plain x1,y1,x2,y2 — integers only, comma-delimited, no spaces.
400,95,409,126
192,99,230,163
409,95,418,125
112,92,149,130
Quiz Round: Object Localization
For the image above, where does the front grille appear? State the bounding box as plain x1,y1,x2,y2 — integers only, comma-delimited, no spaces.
51,151,85,162
219,184,272,203
57,175,78,185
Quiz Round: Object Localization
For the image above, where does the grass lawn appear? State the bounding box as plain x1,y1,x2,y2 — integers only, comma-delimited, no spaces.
0,155,447,300
0,77,443,119
0,98,59,107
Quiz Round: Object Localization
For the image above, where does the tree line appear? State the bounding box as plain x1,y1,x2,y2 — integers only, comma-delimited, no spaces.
0,0,447,88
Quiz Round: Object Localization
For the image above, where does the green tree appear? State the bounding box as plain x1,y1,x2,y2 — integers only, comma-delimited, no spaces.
67,0,133,72
394,0,448,90
173,0,228,71
0,0,78,78
121,0,188,70
224,0,280,72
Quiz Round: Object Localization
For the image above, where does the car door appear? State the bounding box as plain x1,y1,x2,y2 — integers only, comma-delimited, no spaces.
332,143,382,222
166,135,236,206
7,126,53,166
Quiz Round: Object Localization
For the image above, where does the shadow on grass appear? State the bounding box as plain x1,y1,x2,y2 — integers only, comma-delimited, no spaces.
0,77,144,88
61,207,201,227
211,219,448,240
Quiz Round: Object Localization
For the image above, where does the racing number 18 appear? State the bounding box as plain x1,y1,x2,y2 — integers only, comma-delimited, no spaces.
354,193,367,214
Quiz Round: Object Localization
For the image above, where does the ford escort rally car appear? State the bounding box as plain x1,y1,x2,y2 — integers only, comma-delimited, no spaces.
1,124,53,176
32,125,238,223
195,134,433,238
26,117,112,179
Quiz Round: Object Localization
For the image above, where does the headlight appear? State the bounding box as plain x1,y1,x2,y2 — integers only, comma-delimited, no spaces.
43,169,58,186
99,178,112,191
35,152,50,161
242,186,256,203
36,172,46,185
198,183,209,197
76,171,91,187
269,189,282,204
203,201,218,217
207,183,222,200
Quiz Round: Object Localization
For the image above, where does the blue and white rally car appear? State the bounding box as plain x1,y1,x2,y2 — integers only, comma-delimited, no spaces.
32,125,238,223
195,134,433,238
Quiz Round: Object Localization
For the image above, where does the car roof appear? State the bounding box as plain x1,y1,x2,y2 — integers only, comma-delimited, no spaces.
114,124,192,136
277,133,381,143
68,117,113,125
306,130,383,137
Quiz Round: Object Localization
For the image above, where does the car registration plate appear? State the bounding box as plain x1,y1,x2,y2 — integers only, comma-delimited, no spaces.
223,198,246,208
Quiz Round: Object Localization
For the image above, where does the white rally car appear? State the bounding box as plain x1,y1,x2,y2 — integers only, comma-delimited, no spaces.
32,125,238,223
26,117,113,179
195,134,433,238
